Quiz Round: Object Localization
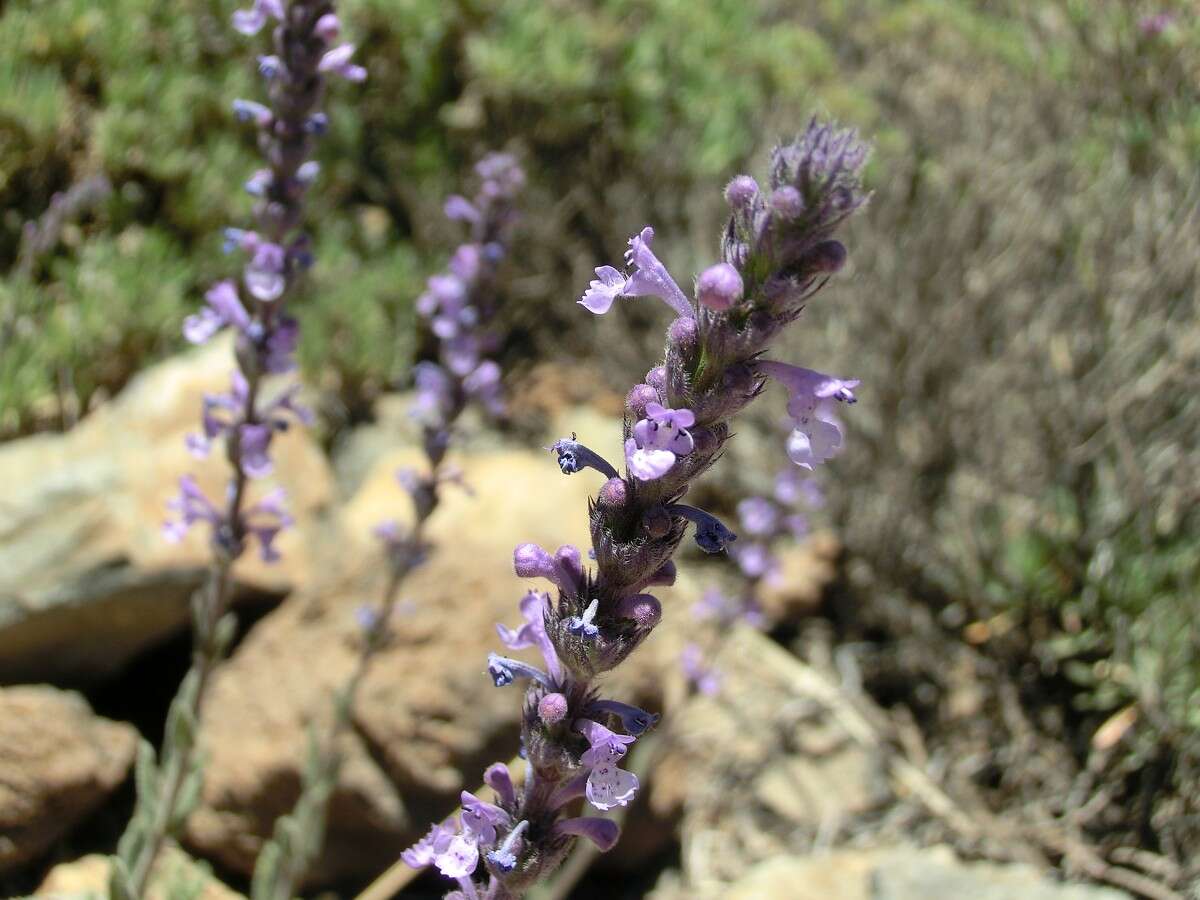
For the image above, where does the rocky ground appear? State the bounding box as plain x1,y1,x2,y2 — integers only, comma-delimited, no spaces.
0,343,1134,899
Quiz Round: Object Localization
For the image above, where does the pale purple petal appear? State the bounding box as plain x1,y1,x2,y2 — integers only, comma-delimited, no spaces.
586,763,639,811
624,439,675,481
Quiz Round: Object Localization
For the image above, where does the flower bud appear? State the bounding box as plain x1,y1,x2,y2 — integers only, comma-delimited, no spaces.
807,239,847,274
667,315,698,352
641,506,672,539
315,13,340,42
643,559,676,588
695,263,743,311
626,383,659,419
770,185,804,219
615,593,662,629
645,366,667,391
538,692,569,725
598,477,628,509
688,426,720,457
724,175,759,209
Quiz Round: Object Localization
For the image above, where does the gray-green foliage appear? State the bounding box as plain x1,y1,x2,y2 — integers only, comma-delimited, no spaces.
770,0,1198,856
110,604,237,899
0,0,839,435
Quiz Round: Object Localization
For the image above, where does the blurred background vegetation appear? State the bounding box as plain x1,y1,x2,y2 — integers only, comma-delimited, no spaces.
1,0,1196,880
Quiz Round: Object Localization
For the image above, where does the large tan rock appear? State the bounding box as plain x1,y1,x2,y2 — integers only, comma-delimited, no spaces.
37,847,244,900
0,686,137,875
185,442,606,884
0,337,334,682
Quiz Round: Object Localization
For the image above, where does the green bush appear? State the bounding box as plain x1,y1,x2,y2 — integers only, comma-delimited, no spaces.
0,0,849,434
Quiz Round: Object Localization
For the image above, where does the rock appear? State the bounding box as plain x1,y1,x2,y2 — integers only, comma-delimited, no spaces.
185,441,604,885
37,847,244,900
653,846,1131,900
872,846,1131,900
0,686,137,876
757,532,840,621
0,337,335,683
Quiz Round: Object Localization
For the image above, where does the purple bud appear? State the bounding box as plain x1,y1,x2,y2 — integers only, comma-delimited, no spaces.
626,383,659,419
514,543,556,581
770,185,804,219
484,763,517,807
695,263,744,311
725,175,760,209
598,477,628,509
314,12,340,41
641,506,672,539
645,366,667,391
615,593,661,629
642,560,676,588
668,315,698,351
689,426,720,457
552,817,620,852
808,239,847,274
538,692,569,725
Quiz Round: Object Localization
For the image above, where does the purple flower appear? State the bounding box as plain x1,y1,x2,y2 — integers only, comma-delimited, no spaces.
460,791,510,845
444,195,480,224
623,227,693,318
1139,12,1175,36
463,360,504,417
635,403,695,454
578,266,628,315
681,644,721,696
401,822,455,869
623,402,696,481
579,228,693,319
585,762,639,811
410,361,454,423
237,423,274,478
485,820,529,873
551,436,618,480
232,99,272,126
183,281,251,344
737,496,779,536
318,43,367,82
244,242,286,302
242,487,293,562
784,513,809,539
668,504,737,553
565,598,600,640
735,542,778,580
435,834,479,879
262,316,299,373
552,817,620,851
314,13,340,42
487,653,553,689
163,476,222,544
586,699,660,736
576,719,636,766
513,542,585,596
484,763,517,807
756,360,858,470
231,0,282,36
496,590,563,683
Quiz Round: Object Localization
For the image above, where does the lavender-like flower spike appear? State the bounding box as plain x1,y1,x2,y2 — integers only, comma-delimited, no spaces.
415,121,867,898
114,4,362,897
